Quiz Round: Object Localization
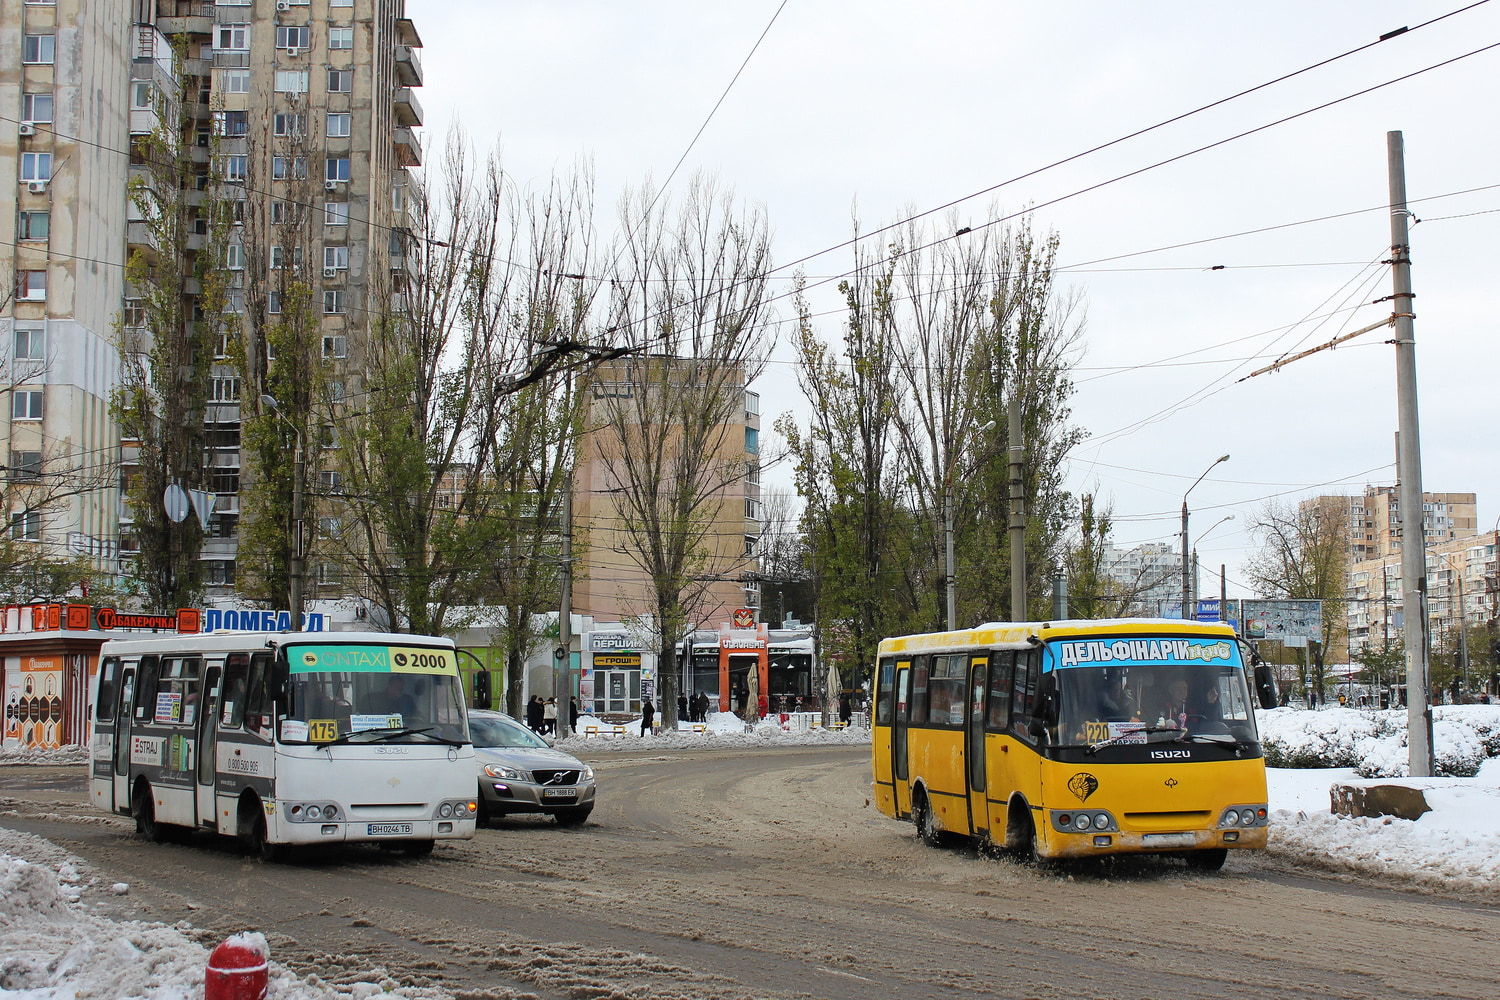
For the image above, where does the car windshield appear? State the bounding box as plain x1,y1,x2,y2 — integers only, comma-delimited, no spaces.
279,642,469,745
1046,635,1260,746
470,713,549,749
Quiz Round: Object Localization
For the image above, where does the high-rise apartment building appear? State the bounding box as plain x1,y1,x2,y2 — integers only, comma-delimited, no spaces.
1309,486,1477,566
1,0,131,572
1,0,424,597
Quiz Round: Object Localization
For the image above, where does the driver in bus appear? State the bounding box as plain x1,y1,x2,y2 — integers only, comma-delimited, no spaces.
1098,672,1135,722
377,675,416,720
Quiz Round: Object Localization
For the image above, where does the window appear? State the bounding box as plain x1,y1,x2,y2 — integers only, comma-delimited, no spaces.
211,376,240,403
745,497,761,520
275,25,310,50
23,35,55,64
319,470,343,493
215,24,249,51
17,271,46,302
328,27,353,49
325,157,350,182
909,656,930,726
205,561,236,586
8,451,42,481
319,423,338,449
12,390,43,421
328,380,345,404
9,510,41,542
214,110,249,136
323,245,348,270
271,116,307,141
219,155,247,182
270,200,289,225
745,427,759,454
331,0,352,6
326,69,352,93
17,212,48,242
322,335,347,358
317,516,341,539
14,327,45,361
221,70,251,94
225,243,245,270
325,112,351,138
927,655,968,727
275,70,309,94
322,291,345,315
271,156,306,180
22,93,53,123
743,535,758,558
323,202,349,226
21,152,51,182
267,291,282,314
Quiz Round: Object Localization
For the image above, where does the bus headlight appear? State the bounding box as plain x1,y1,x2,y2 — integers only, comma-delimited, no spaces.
1052,810,1116,834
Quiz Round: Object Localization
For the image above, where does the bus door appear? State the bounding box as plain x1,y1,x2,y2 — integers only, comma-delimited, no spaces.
194,665,221,829
111,667,136,813
892,661,911,817
965,655,989,837
982,651,1016,835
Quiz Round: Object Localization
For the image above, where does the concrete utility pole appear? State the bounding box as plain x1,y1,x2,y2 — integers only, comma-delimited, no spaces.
1007,395,1026,621
1388,130,1433,776
554,470,574,740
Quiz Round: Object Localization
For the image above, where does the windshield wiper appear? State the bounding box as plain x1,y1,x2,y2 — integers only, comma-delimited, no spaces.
316,726,465,749
1087,725,1184,755
1179,732,1240,745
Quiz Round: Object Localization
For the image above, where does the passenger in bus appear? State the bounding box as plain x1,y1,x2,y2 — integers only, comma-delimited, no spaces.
1156,678,1191,729
378,675,416,720
1099,674,1136,722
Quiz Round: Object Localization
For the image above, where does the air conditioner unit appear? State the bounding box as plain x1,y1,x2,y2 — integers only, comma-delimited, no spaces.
324,179,339,190
276,1,291,10
323,267,338,278
286,47,300,57
27,181,47,195
18,123,36,137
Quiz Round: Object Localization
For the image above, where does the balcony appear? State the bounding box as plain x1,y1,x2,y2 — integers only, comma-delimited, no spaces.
129,107,162,136
157,4,214,37
393,126,422,167
395,17,424,48
394,44,423,87
394,86,423,127
126,220,159,253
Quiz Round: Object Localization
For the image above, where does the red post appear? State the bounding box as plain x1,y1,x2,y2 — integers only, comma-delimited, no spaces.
205,934,268,1000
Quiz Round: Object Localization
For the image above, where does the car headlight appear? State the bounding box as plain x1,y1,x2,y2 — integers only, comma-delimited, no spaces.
581,766,595,781
484,764,526,781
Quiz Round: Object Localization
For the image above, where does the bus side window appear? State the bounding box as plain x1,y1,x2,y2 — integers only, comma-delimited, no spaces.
986,651,1014,732
134,655,160,720
244,652,272,735
221,653,249,728
909,656,931,726
96,656,120,725
875,657,896,725
1009,649,1039,741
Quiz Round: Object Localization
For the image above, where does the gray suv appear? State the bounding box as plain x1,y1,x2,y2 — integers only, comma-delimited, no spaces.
469,710,596,827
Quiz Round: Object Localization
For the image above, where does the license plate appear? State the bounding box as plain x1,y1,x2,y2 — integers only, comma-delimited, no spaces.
1142,833,1196,848
367,823,412,836
541,788,577,800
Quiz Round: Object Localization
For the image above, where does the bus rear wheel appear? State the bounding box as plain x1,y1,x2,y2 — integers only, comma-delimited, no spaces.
913,792,948,848
133,783,167,844
248,813,284,863
1186,848,1228,871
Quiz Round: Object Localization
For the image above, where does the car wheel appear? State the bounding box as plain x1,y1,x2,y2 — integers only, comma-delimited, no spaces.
1186,848,1228,871
553,806,592,827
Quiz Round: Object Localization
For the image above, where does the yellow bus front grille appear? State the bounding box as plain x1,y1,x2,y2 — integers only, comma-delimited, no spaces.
1124,811,1211,831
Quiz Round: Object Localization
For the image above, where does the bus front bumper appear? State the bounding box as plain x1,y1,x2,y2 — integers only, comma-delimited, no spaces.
1044,824,1269,859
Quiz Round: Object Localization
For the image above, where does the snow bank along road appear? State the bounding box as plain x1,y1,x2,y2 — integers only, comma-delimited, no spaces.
3,747,1497,1000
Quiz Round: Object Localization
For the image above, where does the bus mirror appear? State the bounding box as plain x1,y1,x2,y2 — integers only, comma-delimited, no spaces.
1253,662,1278,710
1029,674,1059,739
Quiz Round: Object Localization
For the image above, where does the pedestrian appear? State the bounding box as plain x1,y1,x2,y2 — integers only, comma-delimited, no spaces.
526,695,544,733
839,691,852,727
694,691,709,722
678,693,688,725
543,697,557,736
569,697,580,730
640,698,655,736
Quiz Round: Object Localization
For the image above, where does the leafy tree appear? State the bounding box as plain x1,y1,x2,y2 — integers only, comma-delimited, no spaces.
114,63,231,607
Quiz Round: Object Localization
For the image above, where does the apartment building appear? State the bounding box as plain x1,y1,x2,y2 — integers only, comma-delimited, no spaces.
1100,540,1179,613
572,358,762,628
119,0,423,595
1346,529,1498,656
1311,486,1478,565
1,0,130,573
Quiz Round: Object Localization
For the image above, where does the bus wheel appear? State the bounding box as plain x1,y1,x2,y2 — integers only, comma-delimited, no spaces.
133,783,167,844
1186,848,1228,872
913,792,946,848
249,814,284,863
1012,807,1046,866
403,839,435,857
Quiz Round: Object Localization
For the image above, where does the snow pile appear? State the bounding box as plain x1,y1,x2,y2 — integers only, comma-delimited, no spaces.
0,744,89,767
554,710,869,752
1257,704,1500,777
0,827,453,1000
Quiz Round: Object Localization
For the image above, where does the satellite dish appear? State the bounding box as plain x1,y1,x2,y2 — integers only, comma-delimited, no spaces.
163,484,190,524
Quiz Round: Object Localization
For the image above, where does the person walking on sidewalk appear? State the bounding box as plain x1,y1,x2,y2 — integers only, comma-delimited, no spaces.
542,697,558,736
640,698,655,736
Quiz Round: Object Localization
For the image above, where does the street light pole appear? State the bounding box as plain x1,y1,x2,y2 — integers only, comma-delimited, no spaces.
260,394,305,630
1181,455,1230,620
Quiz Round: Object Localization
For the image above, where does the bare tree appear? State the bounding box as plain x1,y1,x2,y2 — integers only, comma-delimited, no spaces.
588,176,775,729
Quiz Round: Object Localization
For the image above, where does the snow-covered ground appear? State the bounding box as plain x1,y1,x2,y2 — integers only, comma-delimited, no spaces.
2,706,1496,998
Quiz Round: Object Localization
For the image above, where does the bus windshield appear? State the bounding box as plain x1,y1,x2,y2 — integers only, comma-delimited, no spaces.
279,642,469,745
1046,636,1259,746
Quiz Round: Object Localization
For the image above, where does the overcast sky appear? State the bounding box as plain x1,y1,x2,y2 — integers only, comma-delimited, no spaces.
409,0,1499,597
